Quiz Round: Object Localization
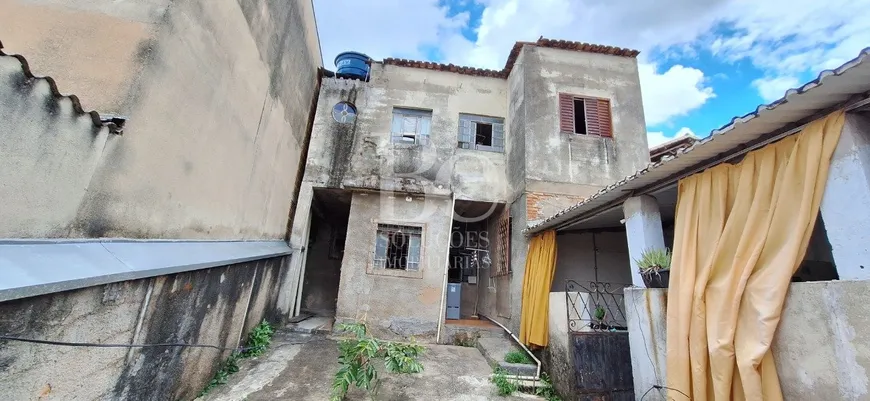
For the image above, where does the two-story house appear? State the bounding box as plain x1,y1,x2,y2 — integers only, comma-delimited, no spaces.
285,38,651,341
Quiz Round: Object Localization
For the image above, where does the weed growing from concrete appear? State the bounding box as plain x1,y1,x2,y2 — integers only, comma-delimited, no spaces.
532,373,562,401
491,368,518,396
240,319,275,358
504,350,534,364
330,322,425,401
199,320,275,397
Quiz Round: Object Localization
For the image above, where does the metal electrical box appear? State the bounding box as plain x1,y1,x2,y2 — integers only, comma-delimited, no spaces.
446,283,461,320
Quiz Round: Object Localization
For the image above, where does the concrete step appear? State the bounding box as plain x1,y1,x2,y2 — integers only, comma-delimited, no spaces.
286,316,334,334
476,336,538,377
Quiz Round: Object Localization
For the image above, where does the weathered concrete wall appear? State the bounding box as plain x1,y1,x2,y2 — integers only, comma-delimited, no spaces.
0,0,166,114
305,65,509,202
546,291,575,399
506,195,529,332
517,45,649,195
624,287,668,400
334,192,452,341
0,56,113,237
0,0,321,239
0,255,289,401
552,231,632,291
625,281,870,400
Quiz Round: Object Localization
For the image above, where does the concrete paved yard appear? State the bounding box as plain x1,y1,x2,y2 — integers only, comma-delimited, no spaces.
199,330,540,401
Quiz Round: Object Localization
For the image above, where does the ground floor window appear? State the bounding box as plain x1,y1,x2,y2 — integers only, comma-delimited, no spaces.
374,224,422,271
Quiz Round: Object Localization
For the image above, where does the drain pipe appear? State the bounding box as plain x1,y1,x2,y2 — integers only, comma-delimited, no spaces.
480,314,541,380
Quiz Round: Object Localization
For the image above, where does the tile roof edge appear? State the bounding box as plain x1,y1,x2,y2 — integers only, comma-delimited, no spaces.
0,41,122,135
381,37,640,79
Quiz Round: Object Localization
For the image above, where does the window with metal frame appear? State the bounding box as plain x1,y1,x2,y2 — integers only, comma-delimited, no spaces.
391,108,432,145
374,224,422,271
458,114,505,152
558,94,612,137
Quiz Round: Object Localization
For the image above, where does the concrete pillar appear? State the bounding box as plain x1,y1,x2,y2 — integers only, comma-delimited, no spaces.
625,287,668,399
623,195,666,287
276,183,314,320
820,113,870,280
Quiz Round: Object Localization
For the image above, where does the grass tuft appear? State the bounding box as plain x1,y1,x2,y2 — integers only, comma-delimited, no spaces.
504,350,534,364
198,320,275,397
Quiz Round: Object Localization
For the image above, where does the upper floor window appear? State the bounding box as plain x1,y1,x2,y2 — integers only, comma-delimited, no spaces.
558,94,612,137
458,114,505,152
391,108,431,145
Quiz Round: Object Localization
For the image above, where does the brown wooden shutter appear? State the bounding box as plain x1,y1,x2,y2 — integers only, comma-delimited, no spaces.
584,98,613,137
558,93,574,133
598,99,613,137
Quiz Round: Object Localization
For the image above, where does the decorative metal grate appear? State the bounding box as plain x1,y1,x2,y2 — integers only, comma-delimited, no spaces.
565,280,631,333
492,208,511,277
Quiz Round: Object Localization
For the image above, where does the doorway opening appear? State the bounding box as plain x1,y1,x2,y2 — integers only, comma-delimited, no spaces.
299,189,351,318
445,200,503,324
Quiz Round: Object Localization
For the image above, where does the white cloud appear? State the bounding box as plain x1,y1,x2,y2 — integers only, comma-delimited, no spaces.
313,0,468,64
752,76,800,102
647,131,670,148
313,0,870,129
639,64,715,126
647,127,697,149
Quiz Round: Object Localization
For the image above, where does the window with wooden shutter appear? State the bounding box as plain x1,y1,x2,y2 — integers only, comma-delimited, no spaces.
558,93,613,137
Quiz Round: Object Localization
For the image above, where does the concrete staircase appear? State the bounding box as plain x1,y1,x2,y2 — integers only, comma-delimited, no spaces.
476,335,538,377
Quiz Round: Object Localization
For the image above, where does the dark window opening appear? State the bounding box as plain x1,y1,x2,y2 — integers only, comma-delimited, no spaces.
386,231,409,269
573,98,587,135
792,213,838,282
475,123,493,146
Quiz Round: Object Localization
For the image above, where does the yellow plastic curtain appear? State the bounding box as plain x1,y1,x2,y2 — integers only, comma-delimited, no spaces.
519,230,557,347
666,110,845,400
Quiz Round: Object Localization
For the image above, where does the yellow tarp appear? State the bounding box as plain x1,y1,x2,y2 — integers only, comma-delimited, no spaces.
519,230,557,347
666,110,845,400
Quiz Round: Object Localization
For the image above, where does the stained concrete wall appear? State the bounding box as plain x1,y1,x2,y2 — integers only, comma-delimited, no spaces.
334,192,452,341
0,255,288,401
0,0,321,239
516,45,649,197
0,0,167,114
625,281,870,400
305,65,509,202
546,291,575,399
551,231,633,291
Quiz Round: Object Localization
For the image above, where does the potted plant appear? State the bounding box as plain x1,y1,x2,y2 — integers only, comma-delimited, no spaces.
637,248,672,288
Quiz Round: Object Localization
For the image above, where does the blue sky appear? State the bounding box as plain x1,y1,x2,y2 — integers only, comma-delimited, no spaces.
314,0,870,147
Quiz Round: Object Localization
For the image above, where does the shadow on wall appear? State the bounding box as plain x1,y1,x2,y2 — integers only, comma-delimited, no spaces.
0,256,289,401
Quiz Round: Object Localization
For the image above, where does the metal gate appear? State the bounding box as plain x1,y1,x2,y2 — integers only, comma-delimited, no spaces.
565,280,634,400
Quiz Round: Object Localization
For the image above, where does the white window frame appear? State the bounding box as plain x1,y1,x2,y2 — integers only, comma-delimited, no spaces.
391,108,432,145
458,114,505,152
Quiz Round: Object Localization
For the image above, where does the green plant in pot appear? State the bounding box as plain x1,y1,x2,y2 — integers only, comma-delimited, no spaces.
637,248,672,288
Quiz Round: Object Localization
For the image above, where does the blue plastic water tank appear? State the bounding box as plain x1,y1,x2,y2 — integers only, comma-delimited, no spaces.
334,51,371,80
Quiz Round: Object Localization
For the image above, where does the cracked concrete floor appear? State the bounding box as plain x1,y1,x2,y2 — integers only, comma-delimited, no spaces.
198,330,541,401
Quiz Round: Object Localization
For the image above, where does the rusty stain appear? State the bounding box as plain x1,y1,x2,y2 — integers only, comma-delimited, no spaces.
38,383,51,398
417,286,440,305
183,282,193,291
